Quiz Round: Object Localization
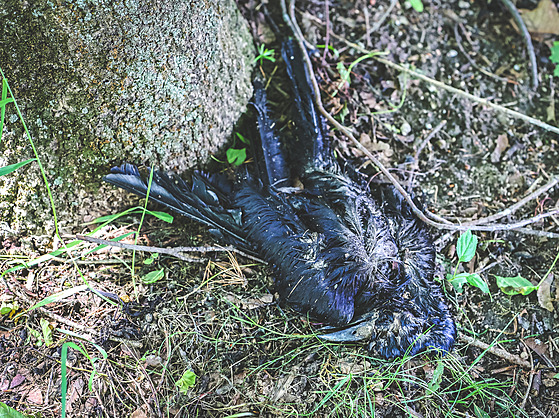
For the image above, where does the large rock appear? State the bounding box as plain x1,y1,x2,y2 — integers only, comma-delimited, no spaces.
0,0,254,234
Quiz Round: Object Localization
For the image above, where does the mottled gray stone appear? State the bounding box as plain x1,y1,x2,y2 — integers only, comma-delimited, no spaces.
0,0,254,234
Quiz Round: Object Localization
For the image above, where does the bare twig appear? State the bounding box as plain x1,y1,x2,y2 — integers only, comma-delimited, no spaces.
464,176,559,227
328,33,558,135
321,0,330,66
499,0,538,89
2,274,96,335
408,120,447,189
414,120,447,164
363,5,371,48
282,0,559,238
453,23,512,85
363,0,398,41
520,340,535,409
459,333,532,369
76,234,266,264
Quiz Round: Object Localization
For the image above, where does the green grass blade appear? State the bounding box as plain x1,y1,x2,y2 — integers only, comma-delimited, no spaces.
0,78,11,141
0,158,36,177
27,284,89,312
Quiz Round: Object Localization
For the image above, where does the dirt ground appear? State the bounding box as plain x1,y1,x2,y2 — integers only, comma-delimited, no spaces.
1,0,558,417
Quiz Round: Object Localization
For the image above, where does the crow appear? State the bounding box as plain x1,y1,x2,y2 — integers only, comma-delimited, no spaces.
104,39,455,358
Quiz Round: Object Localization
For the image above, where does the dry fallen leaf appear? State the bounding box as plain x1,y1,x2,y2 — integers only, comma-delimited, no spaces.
491,134,509,163
9,373,25,389
27,387,43,405
537,273,554,312
520,0,559,36
131,407,150,418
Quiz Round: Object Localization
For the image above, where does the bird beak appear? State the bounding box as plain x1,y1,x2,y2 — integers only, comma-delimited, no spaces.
318,313,377,342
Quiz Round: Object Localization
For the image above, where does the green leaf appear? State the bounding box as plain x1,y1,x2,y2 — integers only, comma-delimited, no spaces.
0,78,12,142
448,272,489,293
88,207,173,225
143,253,159,265
494,275,537,296
337,61,351,84
0,402,28,418
0,97,14,107
142,268,165,284
447,272,468,293
226,148,247,166
551,42,559,78
0,158,36,177
474,404,490,418
465,272,489,294
40,318,54,347
253,45,276,64
427,359,444,392
456,230,478,263
0,302,17,316
409,0,424,12
60,342,72,418
176,370,197,394
550,41,559,64
27,327,43,347
145,210,173,223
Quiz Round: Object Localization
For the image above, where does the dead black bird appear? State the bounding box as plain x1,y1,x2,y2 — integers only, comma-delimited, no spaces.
104,39,455,358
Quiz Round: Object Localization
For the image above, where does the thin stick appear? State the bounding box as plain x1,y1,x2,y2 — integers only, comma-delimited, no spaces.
364,0,398,41
408,120,447,189
453,23,512,85
459,333,532,369
499,0,538,89
414,120,447,164
464,176,559,226
321,0,330,66
520,340,535,409
76,234,266,264
329,33,558,135
282,0,559,239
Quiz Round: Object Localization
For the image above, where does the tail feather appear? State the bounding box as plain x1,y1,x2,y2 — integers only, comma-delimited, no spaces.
104,163,247,245
282,38,331,174
253,79,290,188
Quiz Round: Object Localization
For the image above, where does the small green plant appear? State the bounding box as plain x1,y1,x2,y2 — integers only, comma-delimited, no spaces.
493,274,537,295
226,132,249,166
493,248,559,297
60,341,107,418
0,402,27,418
408,0,424,12
253,44,276,66
176,370,197,394
142,268,165,284
447,230,489,294
334,51,384,95
550,41,559,77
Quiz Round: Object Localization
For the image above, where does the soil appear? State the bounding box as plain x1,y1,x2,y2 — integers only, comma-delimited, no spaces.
1,0,558,417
